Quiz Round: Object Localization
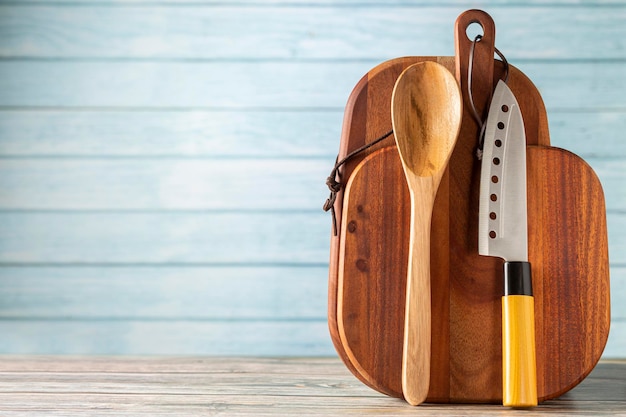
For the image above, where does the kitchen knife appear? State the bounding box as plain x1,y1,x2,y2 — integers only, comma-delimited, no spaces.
478,79,538,407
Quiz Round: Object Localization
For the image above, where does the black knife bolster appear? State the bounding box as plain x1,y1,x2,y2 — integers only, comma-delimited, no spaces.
503,261,533,296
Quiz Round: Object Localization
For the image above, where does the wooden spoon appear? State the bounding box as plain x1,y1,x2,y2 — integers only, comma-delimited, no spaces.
391,61,462,406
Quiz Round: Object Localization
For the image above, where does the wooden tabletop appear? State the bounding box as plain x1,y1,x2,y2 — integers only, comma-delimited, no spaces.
0,356,624,416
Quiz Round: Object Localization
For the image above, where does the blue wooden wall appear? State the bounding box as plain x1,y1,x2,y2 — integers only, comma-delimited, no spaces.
0,1,624,357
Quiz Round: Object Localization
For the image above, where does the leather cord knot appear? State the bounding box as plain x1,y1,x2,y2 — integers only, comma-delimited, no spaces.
324,172,341,211
323,166,342,235
323,129,394,236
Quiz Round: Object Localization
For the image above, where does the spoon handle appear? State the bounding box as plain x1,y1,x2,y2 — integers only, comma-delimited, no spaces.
401,181,436,405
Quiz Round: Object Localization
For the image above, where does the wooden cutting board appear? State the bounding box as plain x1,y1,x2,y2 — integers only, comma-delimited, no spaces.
327,10,610,403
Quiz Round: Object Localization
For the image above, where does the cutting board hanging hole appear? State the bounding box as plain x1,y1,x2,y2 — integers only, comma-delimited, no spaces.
466,21,484,42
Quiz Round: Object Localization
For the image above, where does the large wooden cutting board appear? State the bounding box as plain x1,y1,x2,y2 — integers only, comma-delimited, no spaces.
327,10,610,403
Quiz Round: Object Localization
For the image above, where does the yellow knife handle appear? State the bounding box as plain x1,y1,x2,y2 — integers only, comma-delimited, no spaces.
502,262,537,408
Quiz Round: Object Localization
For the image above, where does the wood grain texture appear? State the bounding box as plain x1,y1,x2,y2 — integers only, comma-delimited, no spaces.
527,145,611,401
447,10,502,402
329,58,560,401
328,56,444,400
0,357,624,416
391,61,461,405
337,147,409,398
328,10,610,403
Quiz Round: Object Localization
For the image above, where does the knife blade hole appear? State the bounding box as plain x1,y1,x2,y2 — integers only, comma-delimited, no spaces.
493,157,500,165
490,194,497,201
495,139,502,147
490,212,497,220
497,122,505,130
491,175,499,183
501,105,509,112
489,231,497,239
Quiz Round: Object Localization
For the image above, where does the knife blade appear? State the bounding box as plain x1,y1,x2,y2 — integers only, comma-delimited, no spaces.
478,79,538,407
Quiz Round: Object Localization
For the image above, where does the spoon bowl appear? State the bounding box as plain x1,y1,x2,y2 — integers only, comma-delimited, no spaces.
391,61,462,406
393,63,462,178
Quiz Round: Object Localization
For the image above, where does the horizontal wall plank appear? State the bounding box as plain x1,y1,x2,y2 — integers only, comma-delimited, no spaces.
608,213,626,265
0,212,331,264
7,0,626,5
0,110,343,158
0,6,625,59
0,265,622,319
0,157,621,210
0,61,361,109
0,320,335,355
611,267,626,319
0,316,619,357
549,111,626,158
0,266,327,319
0,0,623,359
0,110,624,158
584,157,626,211
0,159,331,210
604,320,626,359
0,318,619,357
0,61,624,110
0,211,621,264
